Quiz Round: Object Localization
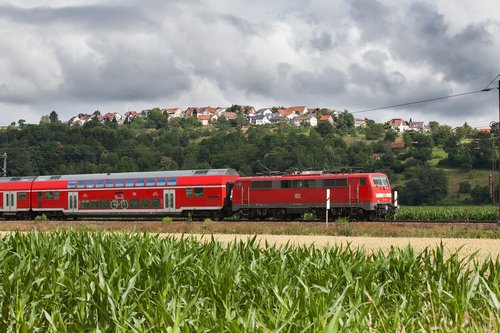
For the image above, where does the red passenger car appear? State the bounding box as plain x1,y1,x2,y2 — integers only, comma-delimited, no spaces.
0,176,36,219
1,169,239,219
231,172,396,219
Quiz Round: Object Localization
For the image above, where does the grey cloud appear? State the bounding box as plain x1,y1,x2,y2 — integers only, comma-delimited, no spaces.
310,31,333,51
0,4,153,30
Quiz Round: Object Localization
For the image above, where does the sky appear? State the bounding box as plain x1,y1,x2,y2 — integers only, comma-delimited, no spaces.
0,0,499,128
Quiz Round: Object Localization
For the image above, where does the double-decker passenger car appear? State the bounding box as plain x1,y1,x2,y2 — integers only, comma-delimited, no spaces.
231,172,396,220
0,169,239,219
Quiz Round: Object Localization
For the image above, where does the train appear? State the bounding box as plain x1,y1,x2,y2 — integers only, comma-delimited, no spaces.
0,168,398,220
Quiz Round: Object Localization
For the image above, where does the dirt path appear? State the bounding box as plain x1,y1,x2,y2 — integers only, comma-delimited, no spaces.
166,234,500,260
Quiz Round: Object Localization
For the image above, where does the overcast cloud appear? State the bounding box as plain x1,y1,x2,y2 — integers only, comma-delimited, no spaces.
0,0,498,127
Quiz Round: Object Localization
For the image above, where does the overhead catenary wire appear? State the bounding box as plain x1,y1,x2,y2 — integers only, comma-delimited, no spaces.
352,88,497,114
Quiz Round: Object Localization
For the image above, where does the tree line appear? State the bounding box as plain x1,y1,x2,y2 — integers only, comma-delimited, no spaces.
1,111,496,205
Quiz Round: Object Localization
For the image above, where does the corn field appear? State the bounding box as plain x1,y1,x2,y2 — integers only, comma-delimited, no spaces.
394,206,498,221
0,232,498,332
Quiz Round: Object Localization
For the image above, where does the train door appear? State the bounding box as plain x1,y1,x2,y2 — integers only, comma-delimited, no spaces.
68,192,78,213
3,191,17,214
348,179,360,205
163,189,176,213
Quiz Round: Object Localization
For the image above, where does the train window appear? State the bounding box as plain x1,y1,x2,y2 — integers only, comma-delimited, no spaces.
81,200,89,209
115,179,125,187
324,178,348,188
152,199,161,208
90,200,99,208
146,178,156,186
167,177,177,186
186,188,193,197
304,180,316,188
130,199,139,208
54,192,60,200
45,192,53,200
100,200,109,209
360,178,366,186
18,192,27,200
125,179,135,187
96,180,105,188
135,178,145,187
77,180,85,189
251,181,272,189
281,180,292,188
292,180,304,188
38,192,43,201
140,199,150,208
194,188,204,197
157,178,167,186
86,180,95,189
372,176,389,186
105,179,115,188
68,181,76,189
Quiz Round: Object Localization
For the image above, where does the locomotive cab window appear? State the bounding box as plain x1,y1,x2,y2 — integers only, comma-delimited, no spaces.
372,176,389,186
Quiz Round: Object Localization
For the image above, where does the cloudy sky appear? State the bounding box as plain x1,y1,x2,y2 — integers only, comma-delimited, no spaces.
0,0,499,127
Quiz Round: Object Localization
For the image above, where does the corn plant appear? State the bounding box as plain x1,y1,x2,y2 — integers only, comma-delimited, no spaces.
0,231,498,331
393,206,498,221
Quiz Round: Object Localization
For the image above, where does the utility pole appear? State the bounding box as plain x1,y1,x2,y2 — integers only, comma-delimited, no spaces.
498,80,500,224
1,153,6,177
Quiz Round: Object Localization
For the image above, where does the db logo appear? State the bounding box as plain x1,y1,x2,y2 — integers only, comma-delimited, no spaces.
295,193,301,199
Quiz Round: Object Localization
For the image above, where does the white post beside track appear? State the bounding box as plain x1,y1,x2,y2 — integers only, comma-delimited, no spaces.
326,189,330,226
394,190,398,207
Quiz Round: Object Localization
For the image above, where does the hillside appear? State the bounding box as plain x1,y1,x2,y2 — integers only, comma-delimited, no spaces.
0,113,496,206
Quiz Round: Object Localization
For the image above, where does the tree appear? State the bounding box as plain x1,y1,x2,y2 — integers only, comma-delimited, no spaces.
398,166,448,205
49,111,60,123
334,111,355,132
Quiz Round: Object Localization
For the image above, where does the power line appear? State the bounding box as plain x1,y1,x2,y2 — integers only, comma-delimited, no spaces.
352,88,497,114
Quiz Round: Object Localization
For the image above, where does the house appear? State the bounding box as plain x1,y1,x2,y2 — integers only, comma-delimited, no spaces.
103,112,123,123
163,108,183,118
197,115,211,126
388,118,409,132
285,106,308,115
292,115,318,127
390,141,406,151
124,111,141,123
252,114,271,125
221,111,238,121
408,120,431,132
269,114,287,124
354,119,367,128
319,115,335,125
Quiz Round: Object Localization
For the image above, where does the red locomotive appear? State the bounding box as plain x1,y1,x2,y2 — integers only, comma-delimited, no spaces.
0,169,397,220
231,172,396,220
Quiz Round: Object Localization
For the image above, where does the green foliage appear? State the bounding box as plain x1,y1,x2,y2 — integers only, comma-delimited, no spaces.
398,166,448,205
0,232,498,331
162,216,173,223
394,206,497,221
33,214,48,222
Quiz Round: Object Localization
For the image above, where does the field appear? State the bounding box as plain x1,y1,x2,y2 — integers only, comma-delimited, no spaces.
394,205,498,221
0,231,498,331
